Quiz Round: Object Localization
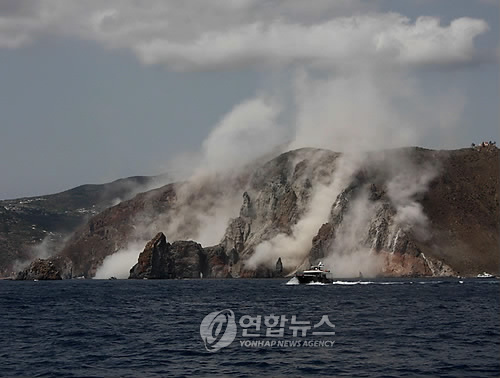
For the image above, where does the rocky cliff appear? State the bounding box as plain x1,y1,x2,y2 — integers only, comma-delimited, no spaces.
16,259,62,280
16,146,500,279
0,174,168,277
128,232,236,279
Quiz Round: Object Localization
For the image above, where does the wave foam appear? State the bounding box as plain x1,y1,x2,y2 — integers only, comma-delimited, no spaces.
332,281,405,285
285,277,300,285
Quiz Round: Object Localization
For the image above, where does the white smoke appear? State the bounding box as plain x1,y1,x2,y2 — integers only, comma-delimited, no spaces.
94,240,147,279
242,57,467,275
195,97,286,176
192,194,244,246
246,154,360,270
93,67,465,277
327,248,384,279
321,157,438,277
29,236,56,260
93,97,285,275
323,188,384,278
288,69,465,152
11,234,70,275
78,3,485,277
161,96,286,246
385,161,438,240
245,182,339,270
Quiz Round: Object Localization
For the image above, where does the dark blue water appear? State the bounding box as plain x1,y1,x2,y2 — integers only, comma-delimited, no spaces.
0,278,498,377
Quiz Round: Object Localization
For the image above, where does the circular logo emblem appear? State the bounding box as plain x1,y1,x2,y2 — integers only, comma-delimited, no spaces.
200,309,237,352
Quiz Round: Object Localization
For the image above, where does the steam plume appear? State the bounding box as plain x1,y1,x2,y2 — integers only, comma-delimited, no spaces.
94,241,146,279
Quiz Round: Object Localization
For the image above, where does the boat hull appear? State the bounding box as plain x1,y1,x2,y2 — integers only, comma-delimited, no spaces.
295,275,332,284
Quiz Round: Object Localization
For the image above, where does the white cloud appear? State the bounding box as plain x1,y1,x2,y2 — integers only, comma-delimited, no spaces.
0,1,491,71
135,15,489,71
0,1,50,48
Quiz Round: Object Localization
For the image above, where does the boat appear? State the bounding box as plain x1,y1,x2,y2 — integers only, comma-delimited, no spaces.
295,262,333,284
476,272,494,278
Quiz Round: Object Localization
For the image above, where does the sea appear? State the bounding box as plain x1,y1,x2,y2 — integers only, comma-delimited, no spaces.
0,278,498,377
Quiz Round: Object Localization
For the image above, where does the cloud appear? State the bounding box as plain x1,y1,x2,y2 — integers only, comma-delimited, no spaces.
0,1,491,71
0,1,50,48
135,15,489,71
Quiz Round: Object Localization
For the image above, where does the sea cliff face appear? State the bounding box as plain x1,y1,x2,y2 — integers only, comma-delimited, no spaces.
15,146,500,279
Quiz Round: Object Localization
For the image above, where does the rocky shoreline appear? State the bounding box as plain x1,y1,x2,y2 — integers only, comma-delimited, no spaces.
10,146,500,280
13,232,496,280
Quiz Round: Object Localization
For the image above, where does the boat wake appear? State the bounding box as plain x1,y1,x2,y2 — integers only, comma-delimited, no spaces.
285,277,300,285
286,278,487,286
331,280,475,285
331,281,383,285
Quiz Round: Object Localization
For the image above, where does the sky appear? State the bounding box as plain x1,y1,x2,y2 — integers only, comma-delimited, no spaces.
0,0,498,199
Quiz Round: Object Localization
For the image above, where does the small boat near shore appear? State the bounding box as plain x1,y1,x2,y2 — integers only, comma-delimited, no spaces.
295,262,333,284
476,272,494,278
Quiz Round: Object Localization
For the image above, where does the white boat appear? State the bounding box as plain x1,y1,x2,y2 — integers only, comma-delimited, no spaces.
477,272,494,278
295,262,333,284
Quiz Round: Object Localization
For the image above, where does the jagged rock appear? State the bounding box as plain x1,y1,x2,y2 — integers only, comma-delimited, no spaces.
275,257,283,275
419,253,456,276
240,191,255,219
129,232,169,279
204,245,241,278
129,232,241,279
49,256,74,279
221,150,331,268
221,216,251,253
129,232,208,279
167,240,208,279
310,223,336,262
16,259,62,280
204,245,233,278
369,183,384,201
